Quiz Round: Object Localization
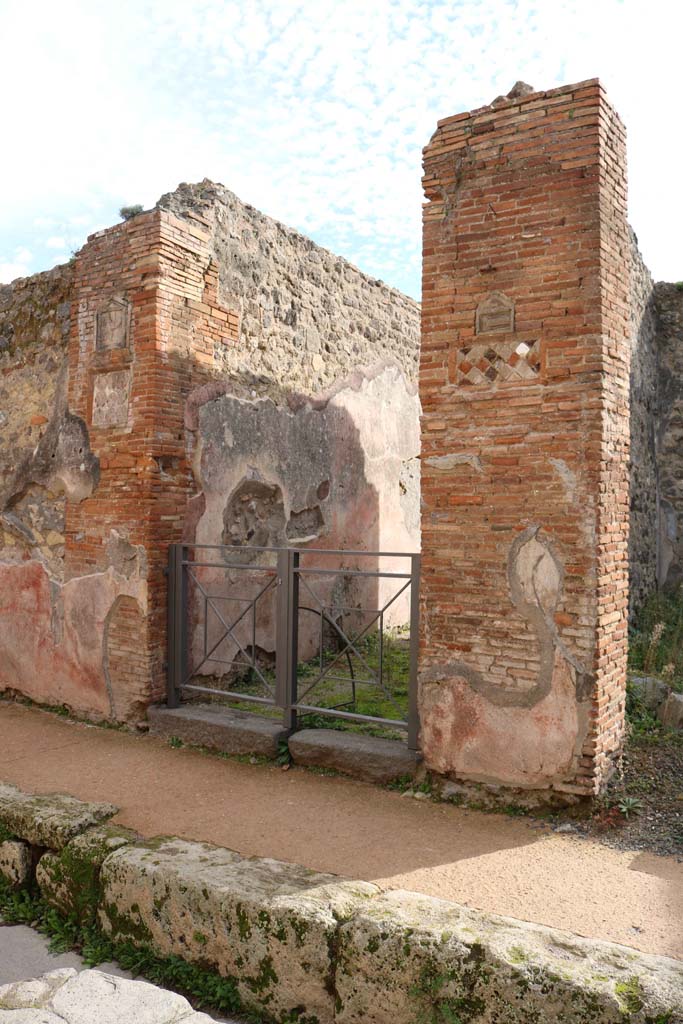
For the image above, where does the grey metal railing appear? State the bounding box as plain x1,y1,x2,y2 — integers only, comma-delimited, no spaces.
166,544,420,749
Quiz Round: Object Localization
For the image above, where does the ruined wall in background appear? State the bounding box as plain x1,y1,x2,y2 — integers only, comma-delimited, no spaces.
629,234,659,615
157,181,420,395
653,283,683,592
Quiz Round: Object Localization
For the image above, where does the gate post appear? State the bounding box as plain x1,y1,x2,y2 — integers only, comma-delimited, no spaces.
276,549,299,733
166,544,186,708
407,554,421,751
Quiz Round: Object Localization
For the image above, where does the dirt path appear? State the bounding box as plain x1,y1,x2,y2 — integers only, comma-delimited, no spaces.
1,702,681,961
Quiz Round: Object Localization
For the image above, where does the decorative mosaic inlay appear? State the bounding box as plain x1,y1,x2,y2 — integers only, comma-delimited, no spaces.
456,338,540,385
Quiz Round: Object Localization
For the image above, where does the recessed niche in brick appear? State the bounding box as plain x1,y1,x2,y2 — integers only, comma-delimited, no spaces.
456,338,540,385
475,291,514,335
96,296,130,351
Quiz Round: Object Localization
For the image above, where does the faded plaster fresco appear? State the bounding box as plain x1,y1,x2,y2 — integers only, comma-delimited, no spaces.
184,364,420,679
0,532,148,722
420,526,592,787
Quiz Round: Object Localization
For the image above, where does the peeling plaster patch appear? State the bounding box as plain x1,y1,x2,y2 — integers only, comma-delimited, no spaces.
549,458,577,504
424,452,483,473
0,512,36,544
222,479,286,551
105,530,147,580
0,363,99,510
286,505,324,542
49,579,64,645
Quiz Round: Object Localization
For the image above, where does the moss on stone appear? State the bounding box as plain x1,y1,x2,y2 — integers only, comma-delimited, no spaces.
100,899,153,944
615,975,645,1014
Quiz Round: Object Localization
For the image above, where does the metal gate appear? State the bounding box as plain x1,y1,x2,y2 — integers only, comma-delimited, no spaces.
166,544,420,749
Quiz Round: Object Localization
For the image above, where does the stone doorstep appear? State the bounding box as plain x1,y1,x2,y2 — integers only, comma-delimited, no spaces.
288,728,420,783
147,703,287,757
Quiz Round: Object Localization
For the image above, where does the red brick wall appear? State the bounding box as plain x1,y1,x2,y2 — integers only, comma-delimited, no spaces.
418,80,630,796
65,210,239,713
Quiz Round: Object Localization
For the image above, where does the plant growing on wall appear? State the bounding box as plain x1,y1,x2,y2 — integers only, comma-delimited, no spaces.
119,205,144,221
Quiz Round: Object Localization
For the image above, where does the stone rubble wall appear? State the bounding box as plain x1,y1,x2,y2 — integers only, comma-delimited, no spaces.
652,282,683,593
157,180,421,394
0,264,76,581
628,233,660,616
0,781,680,1024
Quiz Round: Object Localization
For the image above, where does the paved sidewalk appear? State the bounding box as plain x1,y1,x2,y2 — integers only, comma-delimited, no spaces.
0,702,681,961
0,925,238,1022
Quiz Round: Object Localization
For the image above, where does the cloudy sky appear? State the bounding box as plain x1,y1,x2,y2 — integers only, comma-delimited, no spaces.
0,0,679,298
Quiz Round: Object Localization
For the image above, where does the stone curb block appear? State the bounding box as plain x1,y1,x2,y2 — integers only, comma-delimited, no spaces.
0,967,215,1022
335,890,683,1023
36,823,139,924
1,781,682,1023
0,839,32,888
99,837,379,1022
0,783,118,850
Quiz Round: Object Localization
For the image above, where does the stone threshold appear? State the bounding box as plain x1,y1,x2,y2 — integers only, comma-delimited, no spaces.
0,781,681,1023
148,703,420,784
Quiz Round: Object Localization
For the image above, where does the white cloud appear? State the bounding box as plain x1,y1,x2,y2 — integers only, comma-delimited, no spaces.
45,236,67,249
0,247,33,284
0,0,681,294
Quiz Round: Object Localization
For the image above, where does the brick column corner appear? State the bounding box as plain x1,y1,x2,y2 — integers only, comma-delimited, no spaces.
418,79,630,798
64,209,238,720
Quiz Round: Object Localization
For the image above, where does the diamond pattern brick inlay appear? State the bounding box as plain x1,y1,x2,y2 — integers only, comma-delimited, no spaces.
456,339,540,385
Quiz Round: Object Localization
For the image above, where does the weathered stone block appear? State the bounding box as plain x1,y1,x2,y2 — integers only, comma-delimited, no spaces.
147,703,286,757
658,691,683,730
0,967,215,1022
36,823,138,924
0,783,117,850
629,675,670,712
335,890,683,1024
99,837,378,1022
288,728,419,783
0,839,32,888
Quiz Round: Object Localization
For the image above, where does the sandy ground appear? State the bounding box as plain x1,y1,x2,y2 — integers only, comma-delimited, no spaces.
0,702,681,961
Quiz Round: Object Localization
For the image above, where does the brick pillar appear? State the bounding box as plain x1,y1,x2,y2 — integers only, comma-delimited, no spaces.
419,79,630,797
66,210,238,719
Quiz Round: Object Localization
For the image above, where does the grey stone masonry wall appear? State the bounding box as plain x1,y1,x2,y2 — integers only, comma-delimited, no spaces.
0,263,79,581
654,282,683,592
157,180,420,395
629,232,660,615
